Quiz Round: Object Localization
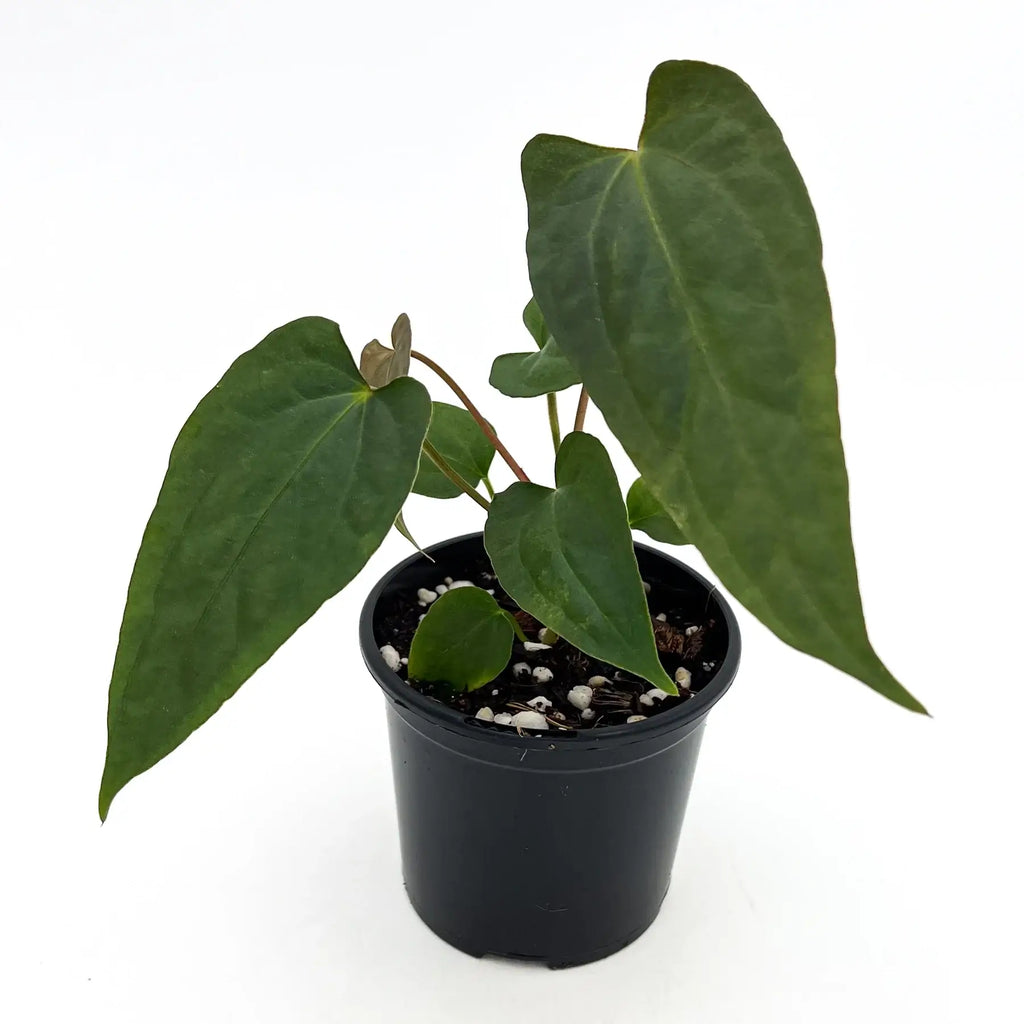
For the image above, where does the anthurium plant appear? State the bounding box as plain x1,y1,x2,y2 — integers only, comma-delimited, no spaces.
99,60,925,821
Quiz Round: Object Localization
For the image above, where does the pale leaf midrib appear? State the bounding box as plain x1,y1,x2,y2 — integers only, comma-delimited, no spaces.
113,390,367,736
626,154,865,665
190,393,367,635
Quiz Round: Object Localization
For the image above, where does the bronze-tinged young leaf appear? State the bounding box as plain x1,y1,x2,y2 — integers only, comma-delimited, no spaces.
627,477,688,545
488,298,581,398
484,432,676,693
360,312,413,387
521,60,925,712
412,402,495,499
99,317,432,819
407,588,516,692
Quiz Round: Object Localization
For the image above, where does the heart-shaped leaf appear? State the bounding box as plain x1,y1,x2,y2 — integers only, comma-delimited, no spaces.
99,317,431,819
485,431,675,693
412,402,495,499
360,312,412,387
627,477,688,545
522,61,925,713
489,298,581,398
408,587,517,692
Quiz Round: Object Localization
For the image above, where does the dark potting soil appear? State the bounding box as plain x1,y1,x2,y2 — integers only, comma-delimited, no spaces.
372,550,728,735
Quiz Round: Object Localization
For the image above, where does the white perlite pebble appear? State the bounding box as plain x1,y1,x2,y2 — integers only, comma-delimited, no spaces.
655,612,667,622
626,715,648,723
675,666,693,690
418,614,425,622
532,666,554,684
523,641,551,652
435,583,448,595
512,662,532,679
511,710,549,731
685,625,700,636
642,580,652,594
702,661,716,672
448,580,475,589
588,675,609,688
538,626,559,645
581,708,596,721
527,695,553,711
379,645,402,671
417,588,438,604
493,712,514,726
444,577,453,585
639,688,669,707
475,706,495,722
567,685,593,711
401,657,408,665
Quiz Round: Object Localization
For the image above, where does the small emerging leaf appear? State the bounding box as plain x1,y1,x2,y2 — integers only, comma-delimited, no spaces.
488,298,581,398
413,402,495,499
485,432,676,693
627,478,688,545
360,312,412,387
408,588,515,692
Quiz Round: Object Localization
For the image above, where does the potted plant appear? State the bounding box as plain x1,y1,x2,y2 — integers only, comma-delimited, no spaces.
100,60,926,967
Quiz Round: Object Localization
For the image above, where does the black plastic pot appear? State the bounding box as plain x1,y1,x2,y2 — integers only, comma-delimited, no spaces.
359,533,740,968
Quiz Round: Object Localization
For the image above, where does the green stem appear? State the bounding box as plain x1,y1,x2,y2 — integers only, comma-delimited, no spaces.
422,439,491,510
482,474,495,500
410,350,531,482
546,393,561,454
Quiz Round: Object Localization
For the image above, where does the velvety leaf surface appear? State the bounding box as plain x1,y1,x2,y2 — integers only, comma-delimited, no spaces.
489,298,581,398
100,317,432,819
407,587,516,692
412,402,495,499
521,60,924,711
626,477,688,545
484,432,675,693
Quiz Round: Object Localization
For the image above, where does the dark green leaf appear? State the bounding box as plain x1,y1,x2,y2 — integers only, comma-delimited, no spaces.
407,587,515,692
626,477,688,545
488,298,582,398
100,317,431,819
412,402,495,499
522,60,924,712
485,432,675,693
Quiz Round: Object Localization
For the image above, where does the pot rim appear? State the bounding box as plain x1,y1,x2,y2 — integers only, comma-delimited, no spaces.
359,532,740,748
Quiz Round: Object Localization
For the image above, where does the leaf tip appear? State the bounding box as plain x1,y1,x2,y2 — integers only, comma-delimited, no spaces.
905,694,931,717
98,755,128,822
97,778,114,824
391,312,412,351
656,670,679,697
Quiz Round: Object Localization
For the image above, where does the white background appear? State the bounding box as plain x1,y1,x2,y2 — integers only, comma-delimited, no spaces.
2,1,1022,1021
